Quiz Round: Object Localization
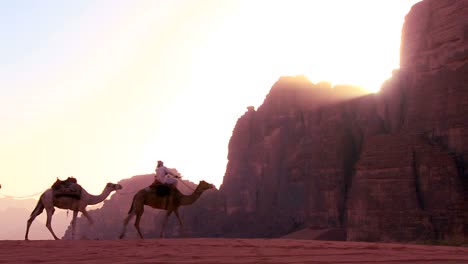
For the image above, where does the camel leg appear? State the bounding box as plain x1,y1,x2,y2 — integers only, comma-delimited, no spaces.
71,210,79,240
173,209,185,237
25,215,36,241
81,210,94,225
160,210,172,238
134,209,144,239
45,208,60,240
119,212,135,239
25,202,45,241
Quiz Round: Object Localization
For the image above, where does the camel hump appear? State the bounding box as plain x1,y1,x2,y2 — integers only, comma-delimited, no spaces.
52,177,82,199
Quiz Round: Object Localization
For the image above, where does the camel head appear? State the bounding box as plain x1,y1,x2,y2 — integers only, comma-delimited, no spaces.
106,182,123,191
198,180,214,192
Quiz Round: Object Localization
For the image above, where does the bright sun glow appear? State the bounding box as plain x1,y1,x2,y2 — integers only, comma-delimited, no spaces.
0,1,421,197
186,0,423,97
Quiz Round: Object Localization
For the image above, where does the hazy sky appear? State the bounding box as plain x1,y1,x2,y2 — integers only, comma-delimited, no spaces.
1,0,421,197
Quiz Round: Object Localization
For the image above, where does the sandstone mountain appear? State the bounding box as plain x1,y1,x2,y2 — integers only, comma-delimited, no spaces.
65,0,467,243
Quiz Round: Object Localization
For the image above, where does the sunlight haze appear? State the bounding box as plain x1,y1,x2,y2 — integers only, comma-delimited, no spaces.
1,0,421,198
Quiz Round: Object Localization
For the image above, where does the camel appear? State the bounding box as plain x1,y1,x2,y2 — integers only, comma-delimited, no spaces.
119,180,214,239
25,182,122,240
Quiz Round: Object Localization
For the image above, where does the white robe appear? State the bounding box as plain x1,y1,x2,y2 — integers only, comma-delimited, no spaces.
155,166,178,185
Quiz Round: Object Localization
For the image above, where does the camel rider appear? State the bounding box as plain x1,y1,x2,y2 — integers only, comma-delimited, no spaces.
154,160,180,188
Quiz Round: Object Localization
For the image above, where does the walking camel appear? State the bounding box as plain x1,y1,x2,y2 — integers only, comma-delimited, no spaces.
120,180,213,239
25,182,122,240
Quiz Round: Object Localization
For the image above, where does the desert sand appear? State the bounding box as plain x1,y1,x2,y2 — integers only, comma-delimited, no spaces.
0,239,467,264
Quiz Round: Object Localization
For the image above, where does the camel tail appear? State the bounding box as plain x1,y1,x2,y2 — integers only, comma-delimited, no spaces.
127,194,137,214
30,194,45,217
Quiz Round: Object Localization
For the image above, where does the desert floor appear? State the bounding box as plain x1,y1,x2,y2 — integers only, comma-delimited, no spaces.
1,238,467,264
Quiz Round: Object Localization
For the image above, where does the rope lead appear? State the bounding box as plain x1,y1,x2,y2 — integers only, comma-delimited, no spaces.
0,191,44,199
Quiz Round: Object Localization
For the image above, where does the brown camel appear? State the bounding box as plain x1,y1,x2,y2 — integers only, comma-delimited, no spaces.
119,180,213,239
25,182,122,240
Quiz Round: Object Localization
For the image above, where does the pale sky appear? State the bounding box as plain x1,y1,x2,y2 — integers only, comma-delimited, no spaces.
0,0,421,197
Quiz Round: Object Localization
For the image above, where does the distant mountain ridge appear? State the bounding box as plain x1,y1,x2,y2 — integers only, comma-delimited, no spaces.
0,197,37,211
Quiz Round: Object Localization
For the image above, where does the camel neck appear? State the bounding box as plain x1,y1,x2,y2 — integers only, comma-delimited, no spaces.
179,186,204,206
86,187,113,205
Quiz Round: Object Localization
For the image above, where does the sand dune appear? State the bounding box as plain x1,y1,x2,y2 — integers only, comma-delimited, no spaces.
1,239,467,263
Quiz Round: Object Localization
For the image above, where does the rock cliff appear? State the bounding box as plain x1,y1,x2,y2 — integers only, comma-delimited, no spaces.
64,0,467,242
220,0,468,242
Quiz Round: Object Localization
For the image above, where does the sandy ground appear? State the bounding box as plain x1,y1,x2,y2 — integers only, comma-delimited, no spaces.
0,239,467,264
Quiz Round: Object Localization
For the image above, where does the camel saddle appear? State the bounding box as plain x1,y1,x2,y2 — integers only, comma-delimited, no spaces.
149,180,173,197
51,177,82,199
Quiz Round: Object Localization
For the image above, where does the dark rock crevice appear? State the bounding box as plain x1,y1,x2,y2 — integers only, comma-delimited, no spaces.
412,150,425,211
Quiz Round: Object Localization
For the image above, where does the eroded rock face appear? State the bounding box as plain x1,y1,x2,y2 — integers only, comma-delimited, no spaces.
221,0,467,241
400,0,468,74
347,134,465,241
220,78,385,237
349,0,468,242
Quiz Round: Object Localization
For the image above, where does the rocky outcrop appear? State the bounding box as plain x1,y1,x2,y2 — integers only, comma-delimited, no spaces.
220,0,467,242
400,0,468,74
348,0,468,242
347,134,465,241
220,83,381,238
